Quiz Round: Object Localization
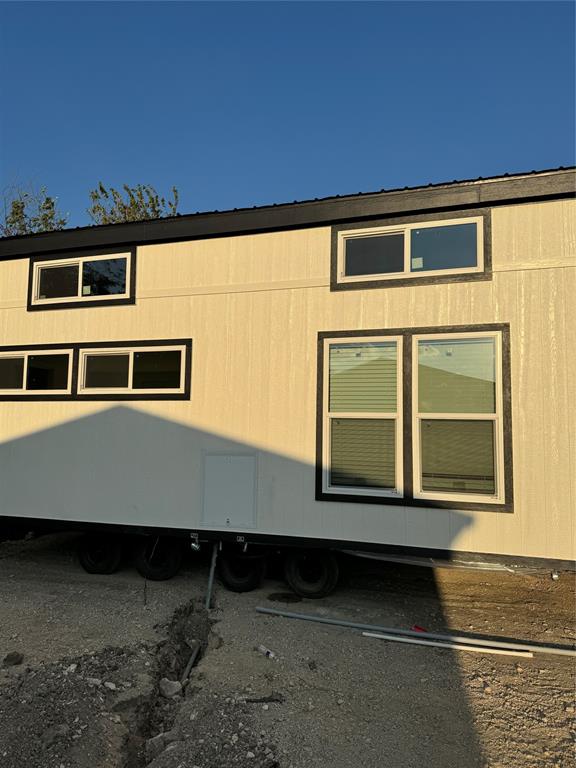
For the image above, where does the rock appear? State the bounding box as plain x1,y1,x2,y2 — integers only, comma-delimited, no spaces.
65,663,78,674
337,699,344,706
483,685,493,694
104,681,117,691
42,724,70,747
86,677,102,687
247,752,255,759
564,704,575,713
2,652,23,668
262,704,269,711
159,678,182,698
146,733,166,760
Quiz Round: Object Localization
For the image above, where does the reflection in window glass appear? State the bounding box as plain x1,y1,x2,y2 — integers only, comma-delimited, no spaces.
329,342,397,412
26,355,69,390
0,357,24,389
82,258,127,296
418,338,495,414
421,420,495,495
38,264,79,299
85,354,130,388
133,351,181,389
331,418,396,488
410,223,477,272
345,234,404,276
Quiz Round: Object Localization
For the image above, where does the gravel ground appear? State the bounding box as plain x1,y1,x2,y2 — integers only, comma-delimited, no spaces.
0,533,574,768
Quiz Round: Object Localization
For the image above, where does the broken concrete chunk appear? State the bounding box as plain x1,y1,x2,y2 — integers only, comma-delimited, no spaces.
159,678,182,698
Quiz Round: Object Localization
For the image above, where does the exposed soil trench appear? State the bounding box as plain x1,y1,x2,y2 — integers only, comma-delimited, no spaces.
124,600,213,767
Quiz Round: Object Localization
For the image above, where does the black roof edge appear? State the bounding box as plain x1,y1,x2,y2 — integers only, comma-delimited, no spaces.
1,167,574,260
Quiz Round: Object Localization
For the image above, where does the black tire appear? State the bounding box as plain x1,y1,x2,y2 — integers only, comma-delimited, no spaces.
284,550,339,598
78,534,123,575
218,553,265,593
133,536,183,581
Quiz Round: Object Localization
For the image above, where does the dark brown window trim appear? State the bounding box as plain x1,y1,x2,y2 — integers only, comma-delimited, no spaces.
316,322,513,513
330,209,491,292
0,338,192,401
26,245,137,311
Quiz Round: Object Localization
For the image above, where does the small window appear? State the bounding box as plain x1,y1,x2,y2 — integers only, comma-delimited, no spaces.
0,357,25,389
30,250,135,309
84,354,130,388
82,258,127,297
0,351,72,395
79,345,186,395
335,216,484,287
323,338,402,496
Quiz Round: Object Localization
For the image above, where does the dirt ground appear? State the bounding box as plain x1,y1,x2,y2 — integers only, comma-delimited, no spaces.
0,533,574,768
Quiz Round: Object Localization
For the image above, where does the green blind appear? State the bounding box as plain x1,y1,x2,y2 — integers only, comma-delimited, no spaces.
329,342,397,412
418,337,495,414
330,418,396,489
421,420,495,495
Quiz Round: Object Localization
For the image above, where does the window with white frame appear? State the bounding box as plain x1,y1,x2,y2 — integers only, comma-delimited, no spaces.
413,332,504,503
320,327,508,507
78,344,186,395
30,251,133,307
336,217,483,285
0,350,73,395
323,337,403,496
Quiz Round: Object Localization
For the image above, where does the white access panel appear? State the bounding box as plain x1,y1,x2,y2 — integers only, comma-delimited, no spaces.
202,454,257,528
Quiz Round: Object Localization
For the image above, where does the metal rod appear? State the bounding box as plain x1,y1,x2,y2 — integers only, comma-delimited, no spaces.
205,542,218,610
255,606,576,658
180,640,201,684
362,632,534,658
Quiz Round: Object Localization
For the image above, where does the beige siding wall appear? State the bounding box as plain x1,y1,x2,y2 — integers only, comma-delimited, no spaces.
0,200,574,560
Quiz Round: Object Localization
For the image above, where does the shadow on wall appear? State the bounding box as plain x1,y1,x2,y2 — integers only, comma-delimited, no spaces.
0,406,484,766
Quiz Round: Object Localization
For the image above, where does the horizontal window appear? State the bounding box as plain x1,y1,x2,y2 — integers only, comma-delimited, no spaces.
0,339,191,400
333,215,486,289
29,249,135,310
319,326,509,509
78,345,187,395
0,350,73,395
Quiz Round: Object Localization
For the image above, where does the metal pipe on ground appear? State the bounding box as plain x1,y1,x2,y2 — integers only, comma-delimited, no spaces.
255,606,576,658
362,632,534,658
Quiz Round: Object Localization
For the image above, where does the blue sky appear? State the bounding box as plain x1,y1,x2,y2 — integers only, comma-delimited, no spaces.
0,1,574,227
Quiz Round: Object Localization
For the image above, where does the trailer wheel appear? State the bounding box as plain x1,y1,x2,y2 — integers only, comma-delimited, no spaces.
218,553,265,593
77,534,123,575
284,550,339,598
133,536,183,581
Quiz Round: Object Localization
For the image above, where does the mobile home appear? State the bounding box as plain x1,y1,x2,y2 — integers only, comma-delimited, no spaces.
0,168,574,594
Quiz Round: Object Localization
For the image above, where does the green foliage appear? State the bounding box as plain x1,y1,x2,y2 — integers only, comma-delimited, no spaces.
1,188,68,237
87,182,179,225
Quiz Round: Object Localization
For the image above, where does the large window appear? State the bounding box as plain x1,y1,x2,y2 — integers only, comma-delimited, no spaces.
29,249,135,310
318,326,510,509
0,350,73,395
332,214,489,290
